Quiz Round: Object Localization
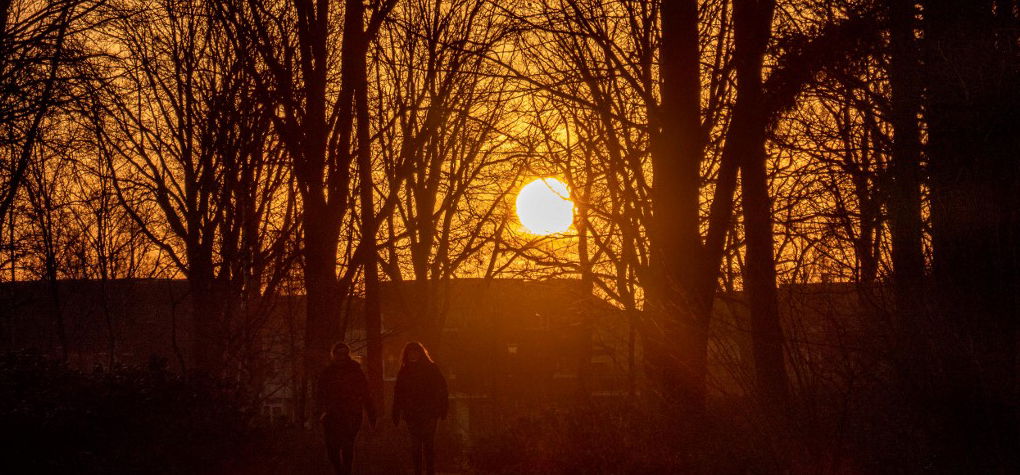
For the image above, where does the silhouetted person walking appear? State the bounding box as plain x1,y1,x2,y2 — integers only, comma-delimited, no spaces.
317,342,376,475
392,341,448,475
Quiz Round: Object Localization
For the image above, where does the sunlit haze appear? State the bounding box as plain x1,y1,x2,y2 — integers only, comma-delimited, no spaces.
515,178,574,235
0,1,1010,472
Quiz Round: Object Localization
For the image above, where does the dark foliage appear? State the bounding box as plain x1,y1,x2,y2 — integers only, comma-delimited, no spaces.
466,402,778,474
0,352,266,475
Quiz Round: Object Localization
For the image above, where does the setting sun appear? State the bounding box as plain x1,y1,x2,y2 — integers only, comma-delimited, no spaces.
516,178,574,235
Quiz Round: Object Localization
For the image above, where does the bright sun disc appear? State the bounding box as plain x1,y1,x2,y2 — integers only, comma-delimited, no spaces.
516,178,573,235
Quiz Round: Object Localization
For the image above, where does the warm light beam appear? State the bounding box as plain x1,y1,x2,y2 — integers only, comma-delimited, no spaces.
516,178,574,235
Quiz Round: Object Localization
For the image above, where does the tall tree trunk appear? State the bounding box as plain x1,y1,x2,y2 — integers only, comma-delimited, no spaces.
351,0,383,407
301,0,352,419
188,247,223,375
924,0,1018,470
886,0,926,389
577,193,594,400
358,141,383,409
301,203,342,416
732,0,788,411
650,0,709,412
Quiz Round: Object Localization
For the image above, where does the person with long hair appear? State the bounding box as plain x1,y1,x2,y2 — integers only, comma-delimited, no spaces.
316,342,376,475
392,341,448,475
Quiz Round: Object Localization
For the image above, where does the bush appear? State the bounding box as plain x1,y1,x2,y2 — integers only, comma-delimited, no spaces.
466,401,769,474
0,351,265,474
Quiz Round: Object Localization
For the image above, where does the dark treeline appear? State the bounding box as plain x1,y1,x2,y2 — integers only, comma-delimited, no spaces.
0,0,1017,472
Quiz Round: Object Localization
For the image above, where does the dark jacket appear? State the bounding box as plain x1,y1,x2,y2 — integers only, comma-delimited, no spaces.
392,361,448,424
316,358,376,430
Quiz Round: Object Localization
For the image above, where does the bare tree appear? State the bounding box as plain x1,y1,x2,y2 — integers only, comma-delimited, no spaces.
93,0,294,376
373,0,516,350
0,0,87,243
214,0,397,421
923,1,1019,469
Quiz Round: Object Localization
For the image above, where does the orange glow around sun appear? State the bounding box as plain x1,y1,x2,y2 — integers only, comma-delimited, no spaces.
516,178,574,235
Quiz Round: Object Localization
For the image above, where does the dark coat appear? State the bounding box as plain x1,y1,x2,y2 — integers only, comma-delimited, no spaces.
392,361,448,424
316,358,376,434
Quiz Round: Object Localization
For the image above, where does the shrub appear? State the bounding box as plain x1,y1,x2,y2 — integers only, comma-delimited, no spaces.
0,351,265,474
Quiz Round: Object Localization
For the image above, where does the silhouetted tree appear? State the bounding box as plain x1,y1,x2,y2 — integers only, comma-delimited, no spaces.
374,0,516,351
214,0,397,421
923,0,1019,470
0,0,82,226
94,0,295,376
